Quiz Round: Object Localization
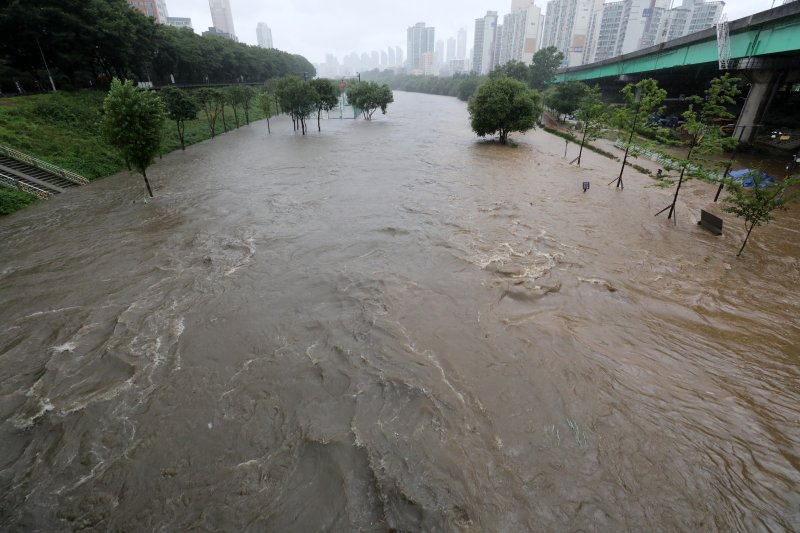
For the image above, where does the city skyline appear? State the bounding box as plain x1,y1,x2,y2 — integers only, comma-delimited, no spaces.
160,0,769,64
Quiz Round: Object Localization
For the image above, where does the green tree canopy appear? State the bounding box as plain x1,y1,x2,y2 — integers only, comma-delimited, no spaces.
530,46,564,91
196,88,223,137
310,78,340,131
346,82,394,120
276,76,318,134
468,75,541,145
491,60,530,83
100,78,165,197
0,0,315,92
545,80,589,119
160,86,198,150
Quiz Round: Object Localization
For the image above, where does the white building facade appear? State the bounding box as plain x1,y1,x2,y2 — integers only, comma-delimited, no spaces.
256,23,273,49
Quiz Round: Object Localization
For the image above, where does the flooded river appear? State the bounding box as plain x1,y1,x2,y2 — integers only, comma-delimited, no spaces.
1,92,799,531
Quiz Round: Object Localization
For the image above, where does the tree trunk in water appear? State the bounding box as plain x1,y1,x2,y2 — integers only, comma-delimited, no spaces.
737,222,756,257
318,110,321,132
577,127,587,166
222,107,227,132
267,117,271,134
142,169,154,198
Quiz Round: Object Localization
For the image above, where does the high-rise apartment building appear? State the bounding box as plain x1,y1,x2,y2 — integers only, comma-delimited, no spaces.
473,11,499,75
407,22,435,73
542,0,602,67
126,0,168,23
457,28,468,59
498,1,543,66
396,46,404,67
256,23,273,48
583,0,722,64
209,0,235,40
388,47,397,67
446,38,456,62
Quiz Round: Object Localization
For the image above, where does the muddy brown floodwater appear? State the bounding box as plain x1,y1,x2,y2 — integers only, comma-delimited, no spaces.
1,91,799,531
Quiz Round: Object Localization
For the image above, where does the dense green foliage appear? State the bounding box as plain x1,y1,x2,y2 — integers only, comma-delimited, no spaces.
723,173,800,256
530,47,565,91
276,77,318,133
363,71,482,101
363,47,565,104
0,0,314,93
310,79,339,131
161,87,198,150
346,82,394,120
544,80,590,119
468,75,541,144
0,187,38,215
100,78,165,196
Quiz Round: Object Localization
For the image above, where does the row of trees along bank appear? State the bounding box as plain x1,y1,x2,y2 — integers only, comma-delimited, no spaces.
99,77,393,196
0,0,315,93
466,72,799,256
362,46,567,102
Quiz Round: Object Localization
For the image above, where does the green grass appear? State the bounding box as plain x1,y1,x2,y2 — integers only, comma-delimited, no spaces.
0,89,273,215
0,187,39,215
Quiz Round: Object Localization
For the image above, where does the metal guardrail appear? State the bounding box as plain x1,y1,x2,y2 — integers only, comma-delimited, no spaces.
0,172,52,199
613,140,719,181
0,145,89,186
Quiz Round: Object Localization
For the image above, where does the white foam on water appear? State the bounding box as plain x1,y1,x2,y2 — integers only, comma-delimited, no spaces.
51,342,77,354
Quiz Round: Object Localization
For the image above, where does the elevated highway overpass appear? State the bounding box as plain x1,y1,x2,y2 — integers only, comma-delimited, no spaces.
555,2,800,141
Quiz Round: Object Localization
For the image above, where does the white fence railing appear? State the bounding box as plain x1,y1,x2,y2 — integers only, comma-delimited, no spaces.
0,145,88,185
0,172,52,199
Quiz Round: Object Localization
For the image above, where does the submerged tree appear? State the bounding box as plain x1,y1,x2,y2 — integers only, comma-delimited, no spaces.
609,78,666,189
197,88,222,138
468,75,541,145
655,74,741,220
240,86,255,124
101,78,165,197
310,78,339,132
723,173,799,256
573,85,608,167
227,86,244,128
346,81,394,120
160,86,198,150
276,76,318,134
256,91,276,134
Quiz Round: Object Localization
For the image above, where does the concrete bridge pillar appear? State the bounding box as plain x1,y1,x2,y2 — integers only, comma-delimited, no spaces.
734,70,781,142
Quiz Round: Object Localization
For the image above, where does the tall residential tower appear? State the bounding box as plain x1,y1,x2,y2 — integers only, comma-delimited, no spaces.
209,0,235,40
407,22,435,73
256,23,273,48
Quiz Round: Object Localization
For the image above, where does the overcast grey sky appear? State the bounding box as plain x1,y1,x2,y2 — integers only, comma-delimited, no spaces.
165,0,778,64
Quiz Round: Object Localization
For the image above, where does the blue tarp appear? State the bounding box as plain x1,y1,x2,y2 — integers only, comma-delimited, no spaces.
728,169,776,188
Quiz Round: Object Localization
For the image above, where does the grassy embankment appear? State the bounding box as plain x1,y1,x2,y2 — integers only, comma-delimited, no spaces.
0,90,271,215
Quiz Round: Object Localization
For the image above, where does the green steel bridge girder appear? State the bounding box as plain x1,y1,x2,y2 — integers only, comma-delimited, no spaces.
554,11,800,83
